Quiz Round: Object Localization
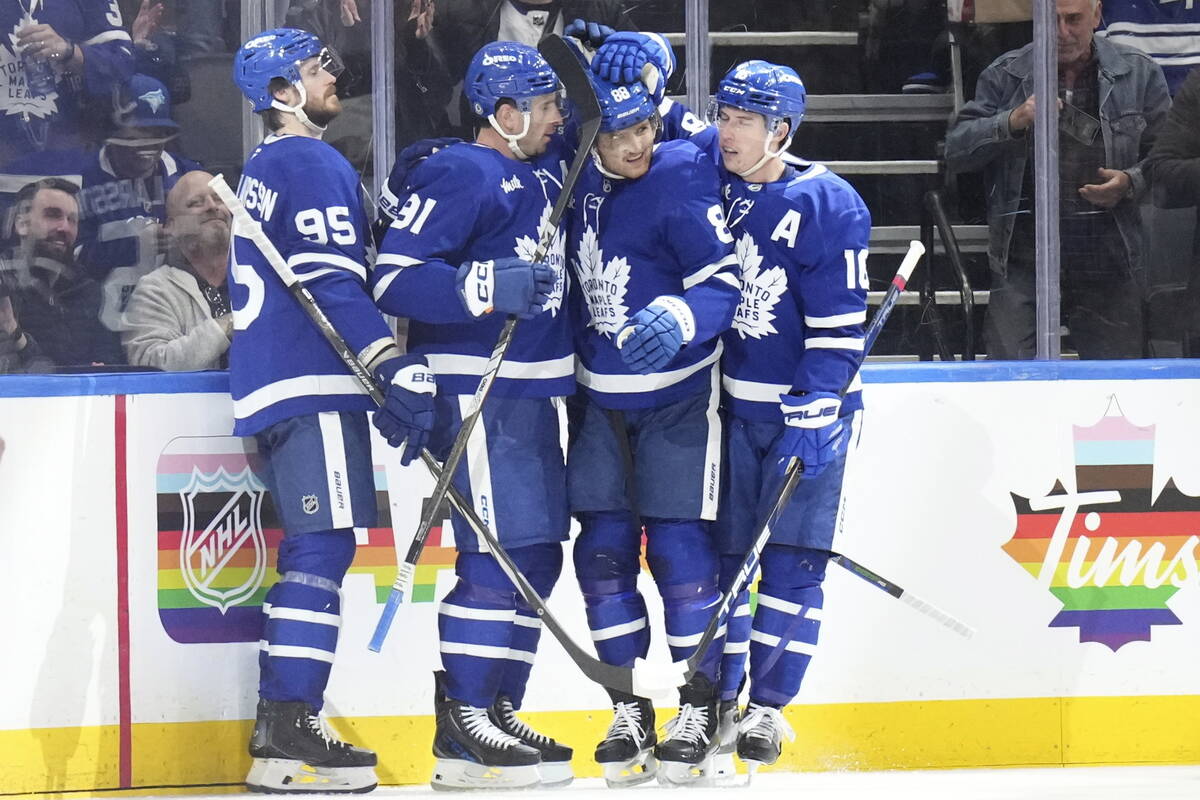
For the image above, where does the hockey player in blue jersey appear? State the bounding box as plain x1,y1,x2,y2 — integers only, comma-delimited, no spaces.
228,28,437,794
592,38,872,775
372,41,575,790
564,73,740,786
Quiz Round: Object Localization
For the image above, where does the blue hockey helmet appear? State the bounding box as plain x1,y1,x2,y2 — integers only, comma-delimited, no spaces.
233,28,338,112
465,42,559,118
712,60,807,136
593,74,657,134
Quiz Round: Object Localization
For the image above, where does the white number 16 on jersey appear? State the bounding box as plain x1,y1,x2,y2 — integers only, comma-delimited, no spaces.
844,248,869,290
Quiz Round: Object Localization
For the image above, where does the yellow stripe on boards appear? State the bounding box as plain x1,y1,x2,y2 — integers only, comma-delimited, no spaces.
5,696,1200,796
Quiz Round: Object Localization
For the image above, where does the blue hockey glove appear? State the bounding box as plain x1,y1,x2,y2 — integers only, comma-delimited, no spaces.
455,257,556,319
372,355,437,466
564,18,615,48
775,391,848,478
592,32,674,102
616,296,695,374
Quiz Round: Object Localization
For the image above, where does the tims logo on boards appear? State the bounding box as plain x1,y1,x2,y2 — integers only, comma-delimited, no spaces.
1002,400,1200,651
155,437,440,644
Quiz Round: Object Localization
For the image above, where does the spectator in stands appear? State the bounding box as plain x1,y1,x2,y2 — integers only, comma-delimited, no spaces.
0,0,135,163
122,170,231,370
0,293,52,374
944,0,1169,359
129,0,192,106
399,0,635,140
0,178,123,368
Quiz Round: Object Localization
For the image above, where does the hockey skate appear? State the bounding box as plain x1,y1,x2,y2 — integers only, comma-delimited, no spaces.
708,699,741,784
430,672,541,791
245,698,378,794
737,702,796,781
489,695,574,787
595,694,657,788
654,675,721,787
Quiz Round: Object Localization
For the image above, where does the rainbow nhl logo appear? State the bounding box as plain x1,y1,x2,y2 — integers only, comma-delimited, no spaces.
156,436,448,644
1002,399,1200,651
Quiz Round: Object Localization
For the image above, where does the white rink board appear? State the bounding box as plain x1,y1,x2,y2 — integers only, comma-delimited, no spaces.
3,362,1200,791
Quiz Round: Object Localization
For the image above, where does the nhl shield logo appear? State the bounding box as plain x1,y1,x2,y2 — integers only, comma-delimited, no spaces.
180,466,268,614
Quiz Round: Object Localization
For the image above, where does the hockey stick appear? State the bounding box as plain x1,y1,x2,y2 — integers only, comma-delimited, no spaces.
210,175,680,698
828,551,975,638
678,240,926,684
368,34,604,651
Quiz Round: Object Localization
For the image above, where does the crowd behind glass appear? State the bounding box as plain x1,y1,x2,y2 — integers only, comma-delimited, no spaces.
1,0,1195,374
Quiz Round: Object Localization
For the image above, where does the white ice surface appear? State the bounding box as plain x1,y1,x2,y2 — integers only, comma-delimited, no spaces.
143,766,1200,800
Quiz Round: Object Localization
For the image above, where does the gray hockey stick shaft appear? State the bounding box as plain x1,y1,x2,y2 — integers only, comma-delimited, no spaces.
369,33,604,649
681,240,925,682
211,175,677,696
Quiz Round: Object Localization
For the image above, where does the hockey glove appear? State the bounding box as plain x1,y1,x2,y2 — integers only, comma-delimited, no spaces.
775,391,848,478
372,354,437,466
592,32,674,103
564,18,615,48
455,257,556,319
616,296,695,374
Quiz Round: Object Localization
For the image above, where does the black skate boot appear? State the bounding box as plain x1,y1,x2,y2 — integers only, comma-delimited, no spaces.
489,695,574,787
594,692,657,788
654,674,720,786
246,698,378,794
709,699,741,783
736,701,795,780
430,671,541,790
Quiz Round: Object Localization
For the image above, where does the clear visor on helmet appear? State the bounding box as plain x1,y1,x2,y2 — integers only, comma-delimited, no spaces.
515,83,566,116
706,100,784,135
299,46,345,80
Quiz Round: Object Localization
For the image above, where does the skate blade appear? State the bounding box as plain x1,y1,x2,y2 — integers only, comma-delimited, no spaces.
431,758,541,791
537,759,574,788
655,757,716,787
602,752,658,788
246,758,378,794
742,760,764,787
706,751,740,786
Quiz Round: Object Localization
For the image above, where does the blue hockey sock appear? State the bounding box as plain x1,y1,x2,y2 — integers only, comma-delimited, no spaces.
258,529,357,709
747,545,828,707
717,554,753,702
646,518,722,681
497,543,563,707
439,571,517,709
575,511,650,669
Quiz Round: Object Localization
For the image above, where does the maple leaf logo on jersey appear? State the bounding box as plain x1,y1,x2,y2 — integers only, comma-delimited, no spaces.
574,226,630,338
733,233,787,339
513,201,565,316
3,14,59,118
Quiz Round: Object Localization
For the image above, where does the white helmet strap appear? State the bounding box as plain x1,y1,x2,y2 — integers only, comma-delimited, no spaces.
488,110,532,161
271,80,327,135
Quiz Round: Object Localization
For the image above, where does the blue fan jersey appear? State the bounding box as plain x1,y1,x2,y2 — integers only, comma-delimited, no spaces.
228,134,396,436
659,100,872,422
372,139,573,398
1102,0,1200,95
0,0,134,155
567,139,739,409
1,146,200,326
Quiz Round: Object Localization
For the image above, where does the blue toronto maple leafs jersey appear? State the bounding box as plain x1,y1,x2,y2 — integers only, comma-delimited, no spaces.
228,134,396,436
372,139,573,398
0,0,133,156
567,139,739,410
658,100,872,422
1102,0,1200,95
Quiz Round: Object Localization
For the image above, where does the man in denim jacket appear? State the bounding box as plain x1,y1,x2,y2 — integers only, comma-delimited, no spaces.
946,0,1169,359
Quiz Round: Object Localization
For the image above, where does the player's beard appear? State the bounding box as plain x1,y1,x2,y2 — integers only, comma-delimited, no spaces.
304,93,341,128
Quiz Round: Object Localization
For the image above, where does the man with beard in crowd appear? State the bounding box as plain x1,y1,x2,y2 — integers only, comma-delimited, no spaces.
0,177,123,368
